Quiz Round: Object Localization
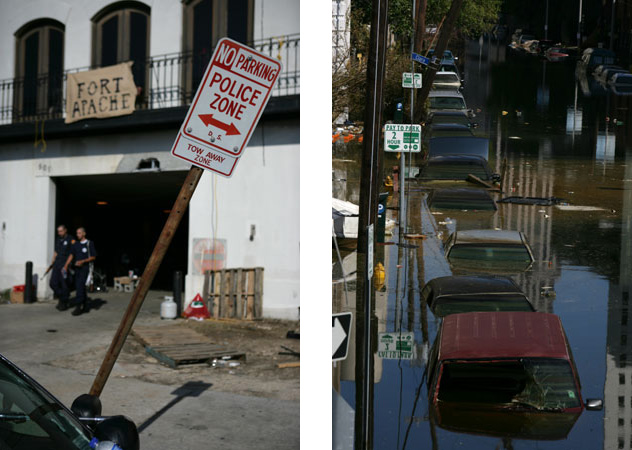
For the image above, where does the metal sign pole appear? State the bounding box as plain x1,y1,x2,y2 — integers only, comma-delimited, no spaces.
363,224,374,448
89,166,204,397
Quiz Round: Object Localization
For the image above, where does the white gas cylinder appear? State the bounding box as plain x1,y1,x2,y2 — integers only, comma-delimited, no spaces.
160,296,177,319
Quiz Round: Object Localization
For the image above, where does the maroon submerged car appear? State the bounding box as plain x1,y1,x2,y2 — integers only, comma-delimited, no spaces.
427,311,602,439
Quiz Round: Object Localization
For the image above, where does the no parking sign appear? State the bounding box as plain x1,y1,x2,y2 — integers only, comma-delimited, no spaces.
170,38,282,177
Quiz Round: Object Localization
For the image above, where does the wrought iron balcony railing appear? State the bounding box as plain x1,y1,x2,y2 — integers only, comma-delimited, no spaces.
0,34,299,126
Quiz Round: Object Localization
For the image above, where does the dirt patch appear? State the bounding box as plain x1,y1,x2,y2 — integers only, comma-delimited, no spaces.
48,318,299,402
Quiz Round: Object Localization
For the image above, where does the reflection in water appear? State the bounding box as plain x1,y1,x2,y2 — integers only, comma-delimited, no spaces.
604,153,632,450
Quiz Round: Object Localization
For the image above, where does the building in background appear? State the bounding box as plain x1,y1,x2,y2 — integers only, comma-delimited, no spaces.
0,0,300,319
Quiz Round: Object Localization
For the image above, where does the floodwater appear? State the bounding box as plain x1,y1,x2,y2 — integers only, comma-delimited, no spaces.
333,38,632,449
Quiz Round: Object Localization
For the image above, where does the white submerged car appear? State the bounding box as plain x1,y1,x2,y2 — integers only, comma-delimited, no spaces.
432,71,462,91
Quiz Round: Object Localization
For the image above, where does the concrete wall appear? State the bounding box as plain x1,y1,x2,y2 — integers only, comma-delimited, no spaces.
0,117,299,319
186,119,300,319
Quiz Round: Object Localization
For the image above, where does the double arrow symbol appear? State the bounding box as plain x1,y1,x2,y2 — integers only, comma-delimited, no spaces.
198,114,241,136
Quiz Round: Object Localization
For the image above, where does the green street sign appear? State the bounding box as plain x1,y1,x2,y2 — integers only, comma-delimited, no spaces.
384,124,422,152
377,332,415,360
402,72,422,88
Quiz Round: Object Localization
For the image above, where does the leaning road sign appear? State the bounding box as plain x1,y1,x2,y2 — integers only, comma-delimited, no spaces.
402,72,422,88
333,312,353,362
377,332,415,360
384,124,422,152
170,37,281,177
411,52,430,65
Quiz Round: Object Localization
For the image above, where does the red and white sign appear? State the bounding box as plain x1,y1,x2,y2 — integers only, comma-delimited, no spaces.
171,37,282,177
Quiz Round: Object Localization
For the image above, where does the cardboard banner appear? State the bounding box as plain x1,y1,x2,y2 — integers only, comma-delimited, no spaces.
65,62,137,124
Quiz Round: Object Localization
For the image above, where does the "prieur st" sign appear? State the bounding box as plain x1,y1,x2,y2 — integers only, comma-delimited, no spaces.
170,37,281,177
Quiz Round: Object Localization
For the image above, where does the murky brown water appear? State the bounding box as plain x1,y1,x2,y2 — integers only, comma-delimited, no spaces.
333,38,632,449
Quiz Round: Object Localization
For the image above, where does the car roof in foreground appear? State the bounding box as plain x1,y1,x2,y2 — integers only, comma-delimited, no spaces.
426,275,523,297
439,311,570,361
452,229,525,245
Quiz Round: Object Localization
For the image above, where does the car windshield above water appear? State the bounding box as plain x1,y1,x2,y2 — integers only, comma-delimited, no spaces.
0,354,91,449
428,188,496,211
429,95,466,110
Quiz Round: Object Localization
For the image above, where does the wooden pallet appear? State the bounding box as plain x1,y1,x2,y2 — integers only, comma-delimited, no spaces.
131,325,212,347
145,343,246,369
203,267,264,320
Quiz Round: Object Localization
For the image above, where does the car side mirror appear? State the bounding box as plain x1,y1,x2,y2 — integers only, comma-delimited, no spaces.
585,398,603,411
95,415,140,450
491,173,501,183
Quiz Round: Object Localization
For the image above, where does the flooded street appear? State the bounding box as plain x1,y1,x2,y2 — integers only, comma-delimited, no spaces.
333,38,632,449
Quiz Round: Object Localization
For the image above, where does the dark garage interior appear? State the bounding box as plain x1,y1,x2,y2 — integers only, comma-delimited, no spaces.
53,171,189,290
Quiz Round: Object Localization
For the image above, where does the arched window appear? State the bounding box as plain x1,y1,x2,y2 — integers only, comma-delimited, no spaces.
14,19,65,119
92,1,150,99
183,0,253,100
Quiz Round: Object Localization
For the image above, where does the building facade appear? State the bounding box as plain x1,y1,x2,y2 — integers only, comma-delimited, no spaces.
0,0,300,319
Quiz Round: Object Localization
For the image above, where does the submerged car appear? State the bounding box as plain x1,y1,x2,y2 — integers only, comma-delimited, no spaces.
427,188,496,211
428,90,467,114
427,111,475,128
428,49,457,64
428,123,473,138
577,47,616,72
432,71,462,91
444,229,535,273
608,71,632,87
418,155,497,183
428,311,602,439
0,352,139,450
422,275,533,317
428,136,490,160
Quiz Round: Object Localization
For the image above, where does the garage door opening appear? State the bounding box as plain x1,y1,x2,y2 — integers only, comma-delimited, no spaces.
54,171,189,290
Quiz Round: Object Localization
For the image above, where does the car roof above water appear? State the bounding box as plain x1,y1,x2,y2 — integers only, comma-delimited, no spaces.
451,229,526,245
438,311,571,361
425,275,524,297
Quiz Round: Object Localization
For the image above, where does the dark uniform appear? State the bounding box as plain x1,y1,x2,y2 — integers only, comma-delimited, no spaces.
50,234,74,308
70,239,97,313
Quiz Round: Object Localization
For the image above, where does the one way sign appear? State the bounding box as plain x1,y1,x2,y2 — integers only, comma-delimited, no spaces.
333,312,353,362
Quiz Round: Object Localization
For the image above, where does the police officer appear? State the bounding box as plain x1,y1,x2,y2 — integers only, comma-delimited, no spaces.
65,227,97,316
48,225,74,311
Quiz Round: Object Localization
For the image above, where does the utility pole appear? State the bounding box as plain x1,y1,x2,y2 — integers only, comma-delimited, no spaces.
577,0,583,47
610,0,617,51
414,0,465,122
544,0,549,40
355,0,388,446
414,0,427,53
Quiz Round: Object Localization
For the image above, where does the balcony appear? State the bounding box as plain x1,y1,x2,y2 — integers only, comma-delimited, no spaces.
0,34,299,127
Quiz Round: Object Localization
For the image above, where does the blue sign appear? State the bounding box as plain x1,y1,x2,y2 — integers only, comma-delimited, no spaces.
411,52,430,65
378,204,385,215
